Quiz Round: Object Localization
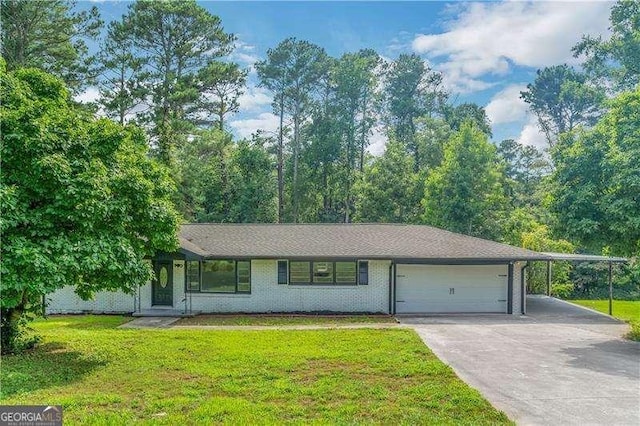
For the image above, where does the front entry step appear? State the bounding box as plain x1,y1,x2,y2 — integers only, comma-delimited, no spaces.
133,309,200,318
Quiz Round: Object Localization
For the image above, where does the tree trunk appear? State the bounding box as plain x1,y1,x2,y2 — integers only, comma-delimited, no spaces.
277,97,285,223
292,112,300,223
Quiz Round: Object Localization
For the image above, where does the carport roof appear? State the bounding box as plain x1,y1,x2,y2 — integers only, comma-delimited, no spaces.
178,223,550,262
542,252,628,263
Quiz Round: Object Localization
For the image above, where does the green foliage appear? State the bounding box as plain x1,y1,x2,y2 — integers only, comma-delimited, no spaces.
443,103,492,137
521,225,574,295
0,0,102,91
520,65,604,146
497,139,550,208
550,87,640,256
354,139,421,223
0,67,180,352
385,54,447,170
422,122,506,239
196,61,248,130
176,129,276,223
573,0,640,92
413,117,452,173
570,261,640,300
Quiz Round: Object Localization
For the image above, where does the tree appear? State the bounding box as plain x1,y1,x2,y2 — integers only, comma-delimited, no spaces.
176,129,276,223
196,61,247,131
0,65,180,353
229,137,277,223
384,53,447,170
550,87,640,256
256,38,328,222
255,44,291,223
331,49,381,221
521,225,575,296
0,0,102,91
443,103,492,137
114,0,235,165
422,122,506,239
520,65,604,146
497,139,550,208
354,139,421,223
573,0,640,92
413,117,452,172
97,19,148,125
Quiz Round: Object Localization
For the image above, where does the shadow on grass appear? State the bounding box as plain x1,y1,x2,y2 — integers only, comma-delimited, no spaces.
36,315,132,331
0,342,107,400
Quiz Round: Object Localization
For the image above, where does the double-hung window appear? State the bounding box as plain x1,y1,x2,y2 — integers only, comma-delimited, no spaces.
279,260,368,285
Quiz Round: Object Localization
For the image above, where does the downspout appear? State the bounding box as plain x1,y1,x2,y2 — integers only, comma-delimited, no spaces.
507,263,514,314
388,263,393,314
392,263,397,315
520,262,529,315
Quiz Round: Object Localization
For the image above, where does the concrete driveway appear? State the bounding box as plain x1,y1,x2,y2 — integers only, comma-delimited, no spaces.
400,296,640,426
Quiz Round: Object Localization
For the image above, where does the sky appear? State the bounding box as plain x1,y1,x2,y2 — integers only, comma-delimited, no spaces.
81,0,615,154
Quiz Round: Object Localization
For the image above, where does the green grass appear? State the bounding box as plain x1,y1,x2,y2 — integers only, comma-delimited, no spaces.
1,315,511,425
177,314,396,327
569,300,640,341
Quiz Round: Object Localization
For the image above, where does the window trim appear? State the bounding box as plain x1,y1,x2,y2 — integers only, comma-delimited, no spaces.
185,259,251,294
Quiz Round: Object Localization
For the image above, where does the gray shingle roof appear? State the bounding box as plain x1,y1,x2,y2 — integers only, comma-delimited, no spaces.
179,223,549,262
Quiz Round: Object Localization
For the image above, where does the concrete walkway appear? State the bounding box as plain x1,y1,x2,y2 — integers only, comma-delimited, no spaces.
120,317,403,331
401,296,640,426
119,316,181,328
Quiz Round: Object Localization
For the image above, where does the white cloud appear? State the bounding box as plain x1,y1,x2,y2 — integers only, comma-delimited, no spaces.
366,127,387,156
412,1,611,93
74,86,100,104
238,86,272,113
517,116,547,149
230,112,280,139
485,84,529,126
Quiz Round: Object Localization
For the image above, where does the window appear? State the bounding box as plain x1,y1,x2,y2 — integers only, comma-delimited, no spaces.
186,261,200,291
277,260,288,284
290,261,310,284
194,260,250,293
282,260,363,285
313,262,334,283
358,261,369,285
237,261,251,293
335,262,357,284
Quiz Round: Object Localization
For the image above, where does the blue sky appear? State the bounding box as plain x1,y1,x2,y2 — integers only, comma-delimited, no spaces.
82,1,614,153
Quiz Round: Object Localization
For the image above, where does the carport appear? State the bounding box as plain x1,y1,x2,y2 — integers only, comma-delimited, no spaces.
539,252,628,315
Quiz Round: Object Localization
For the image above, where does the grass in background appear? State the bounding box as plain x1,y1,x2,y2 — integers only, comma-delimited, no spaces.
1,315,511,424
570,300,640,341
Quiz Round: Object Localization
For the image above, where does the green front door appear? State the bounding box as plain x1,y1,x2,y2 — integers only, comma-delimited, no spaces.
152,261,173,306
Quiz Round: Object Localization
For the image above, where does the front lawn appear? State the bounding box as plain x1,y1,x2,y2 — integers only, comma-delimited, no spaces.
177,314,396,326
569,300,640,341
1,315,511,424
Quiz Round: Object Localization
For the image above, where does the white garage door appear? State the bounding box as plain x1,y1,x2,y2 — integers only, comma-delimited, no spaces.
395,264,508,314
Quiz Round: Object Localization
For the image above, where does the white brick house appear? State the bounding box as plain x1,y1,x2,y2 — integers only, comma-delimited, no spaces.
46,224,546,316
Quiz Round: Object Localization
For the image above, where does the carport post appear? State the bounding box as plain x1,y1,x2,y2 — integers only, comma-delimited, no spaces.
608,261,613,316
546,261,552,296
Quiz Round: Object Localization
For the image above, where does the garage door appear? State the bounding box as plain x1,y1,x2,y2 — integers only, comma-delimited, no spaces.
395,264,508,314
